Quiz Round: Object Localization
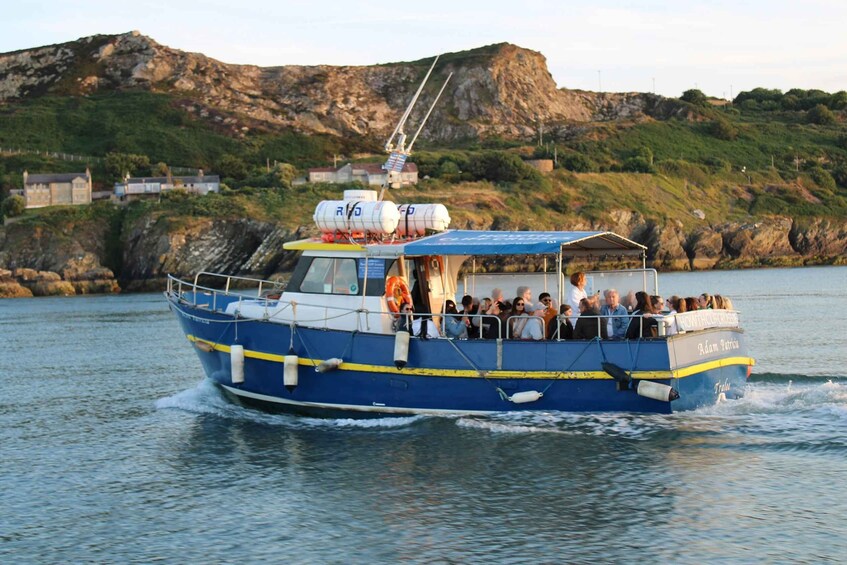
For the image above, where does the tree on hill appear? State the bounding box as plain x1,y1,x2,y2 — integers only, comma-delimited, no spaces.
807,104,837,125
1,194,25,218
105,152,151,182
468,151,538,183
681,89,708,106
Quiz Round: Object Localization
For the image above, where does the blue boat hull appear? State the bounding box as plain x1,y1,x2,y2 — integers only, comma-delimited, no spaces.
169,299,752,416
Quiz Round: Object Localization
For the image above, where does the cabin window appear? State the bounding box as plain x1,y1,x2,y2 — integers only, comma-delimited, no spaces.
298,257,360,295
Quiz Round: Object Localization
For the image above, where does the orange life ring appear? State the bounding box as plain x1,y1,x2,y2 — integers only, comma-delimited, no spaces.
385,276,412,313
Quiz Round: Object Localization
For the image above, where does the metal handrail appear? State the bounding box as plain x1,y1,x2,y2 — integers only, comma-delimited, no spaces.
166,274,740,338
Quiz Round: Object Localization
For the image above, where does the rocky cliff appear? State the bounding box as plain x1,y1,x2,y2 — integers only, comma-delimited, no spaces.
0,32,682,143
2,205,844,298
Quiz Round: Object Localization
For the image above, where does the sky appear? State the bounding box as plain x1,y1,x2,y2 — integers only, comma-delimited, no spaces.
3,0,847,99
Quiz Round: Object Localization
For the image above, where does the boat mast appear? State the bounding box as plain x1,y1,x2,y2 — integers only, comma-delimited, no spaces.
379,55,452,199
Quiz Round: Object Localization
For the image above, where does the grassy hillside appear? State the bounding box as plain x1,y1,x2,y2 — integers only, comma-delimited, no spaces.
2,88,847,224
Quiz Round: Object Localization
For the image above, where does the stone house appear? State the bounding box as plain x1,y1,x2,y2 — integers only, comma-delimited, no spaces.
23,168,93,208
114,170,221,200
307,162,418,187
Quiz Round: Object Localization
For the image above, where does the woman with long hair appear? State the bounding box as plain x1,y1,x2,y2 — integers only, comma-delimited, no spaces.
626,291,658,339
509,296,529,339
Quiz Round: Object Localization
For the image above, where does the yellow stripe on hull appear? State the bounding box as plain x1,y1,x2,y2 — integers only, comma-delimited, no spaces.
187,335,754,381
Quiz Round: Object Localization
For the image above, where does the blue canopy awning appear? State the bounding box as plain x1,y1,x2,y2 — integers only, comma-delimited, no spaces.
398,230,646,257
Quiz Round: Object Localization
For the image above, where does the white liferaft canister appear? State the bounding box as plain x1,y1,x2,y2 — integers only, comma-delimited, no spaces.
396,203,451,236
230,345,245,384
313,200,401,235
343,189,378,202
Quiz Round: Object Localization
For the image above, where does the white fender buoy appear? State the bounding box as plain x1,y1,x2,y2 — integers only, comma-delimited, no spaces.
394,331,410,369
509,391,543,404
636,380,680,402
316,358,343,373
284,355,299,391
230,345,245,384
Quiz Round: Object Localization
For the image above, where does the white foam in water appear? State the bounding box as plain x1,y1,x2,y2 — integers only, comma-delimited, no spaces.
156,379,846,435
457,411,665,439
697,379,847,419
155,378,424,430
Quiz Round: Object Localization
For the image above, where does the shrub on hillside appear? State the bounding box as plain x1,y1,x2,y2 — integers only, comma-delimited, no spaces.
830,91,847,111
832,164,847,188
807,104,837,125
559,153,596,172
621,156,654,173
810,166,837,191
468,151,539,183
702,156,732,173
1,194,25,217
681,89,708,106
656,159,709,185
216,154,250,181
709,118,738,140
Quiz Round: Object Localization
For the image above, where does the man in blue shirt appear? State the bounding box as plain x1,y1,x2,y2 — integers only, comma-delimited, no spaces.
601,289,629,339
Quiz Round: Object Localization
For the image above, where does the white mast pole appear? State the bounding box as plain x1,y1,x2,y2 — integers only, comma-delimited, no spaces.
407,72,453,153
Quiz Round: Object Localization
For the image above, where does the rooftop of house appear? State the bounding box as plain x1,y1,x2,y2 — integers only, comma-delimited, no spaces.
25,172,90,185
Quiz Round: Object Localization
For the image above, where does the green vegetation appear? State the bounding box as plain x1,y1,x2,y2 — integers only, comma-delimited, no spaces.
2,85,847,231
1,195,25,217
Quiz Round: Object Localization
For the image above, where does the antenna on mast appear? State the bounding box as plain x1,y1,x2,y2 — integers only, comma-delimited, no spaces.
380,55,451,197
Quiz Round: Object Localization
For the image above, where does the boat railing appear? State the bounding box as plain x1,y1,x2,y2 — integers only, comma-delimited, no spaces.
192,271,285,298
167,274,740,337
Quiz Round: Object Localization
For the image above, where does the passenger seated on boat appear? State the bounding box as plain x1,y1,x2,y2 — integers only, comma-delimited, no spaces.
651,295,665,314
443,300,468,339
699,292,714,309
393,302,414,333
626,291,659,339
574,297,608,340
519,310,545,340
516,286,535,313
490,288,504,306
666,296,680,314
719,295,734,310
537,292,557,331
412,315,441,339
547,304,574,340
509,297,530,339
600,289,628,339
460,295,480,338
685,296,699,311
483,300,510,339
665,296,686,336
622,290,637,313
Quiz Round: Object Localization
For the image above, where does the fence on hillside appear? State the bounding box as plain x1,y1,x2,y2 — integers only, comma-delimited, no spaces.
0,147,199,175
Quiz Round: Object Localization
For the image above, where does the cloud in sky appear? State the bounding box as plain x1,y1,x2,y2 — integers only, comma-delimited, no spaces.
2,0,846,98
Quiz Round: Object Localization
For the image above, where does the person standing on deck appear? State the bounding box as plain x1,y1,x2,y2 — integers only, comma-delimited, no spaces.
567,272,588,323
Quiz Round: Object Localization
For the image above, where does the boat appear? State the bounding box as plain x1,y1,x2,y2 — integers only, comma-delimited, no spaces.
164,57,754,417
165,209,754,416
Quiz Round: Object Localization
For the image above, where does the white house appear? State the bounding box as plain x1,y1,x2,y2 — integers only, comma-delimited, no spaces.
308,162,418,187
114,170,221,199
23,168,92,208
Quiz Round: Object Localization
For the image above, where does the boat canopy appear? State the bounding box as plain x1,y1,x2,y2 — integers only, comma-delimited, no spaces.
368,230,646,258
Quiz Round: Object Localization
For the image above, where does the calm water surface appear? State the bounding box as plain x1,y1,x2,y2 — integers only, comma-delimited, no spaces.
1,266,846,563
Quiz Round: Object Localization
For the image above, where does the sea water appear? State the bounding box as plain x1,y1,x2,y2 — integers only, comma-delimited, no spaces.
1,266,846,563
